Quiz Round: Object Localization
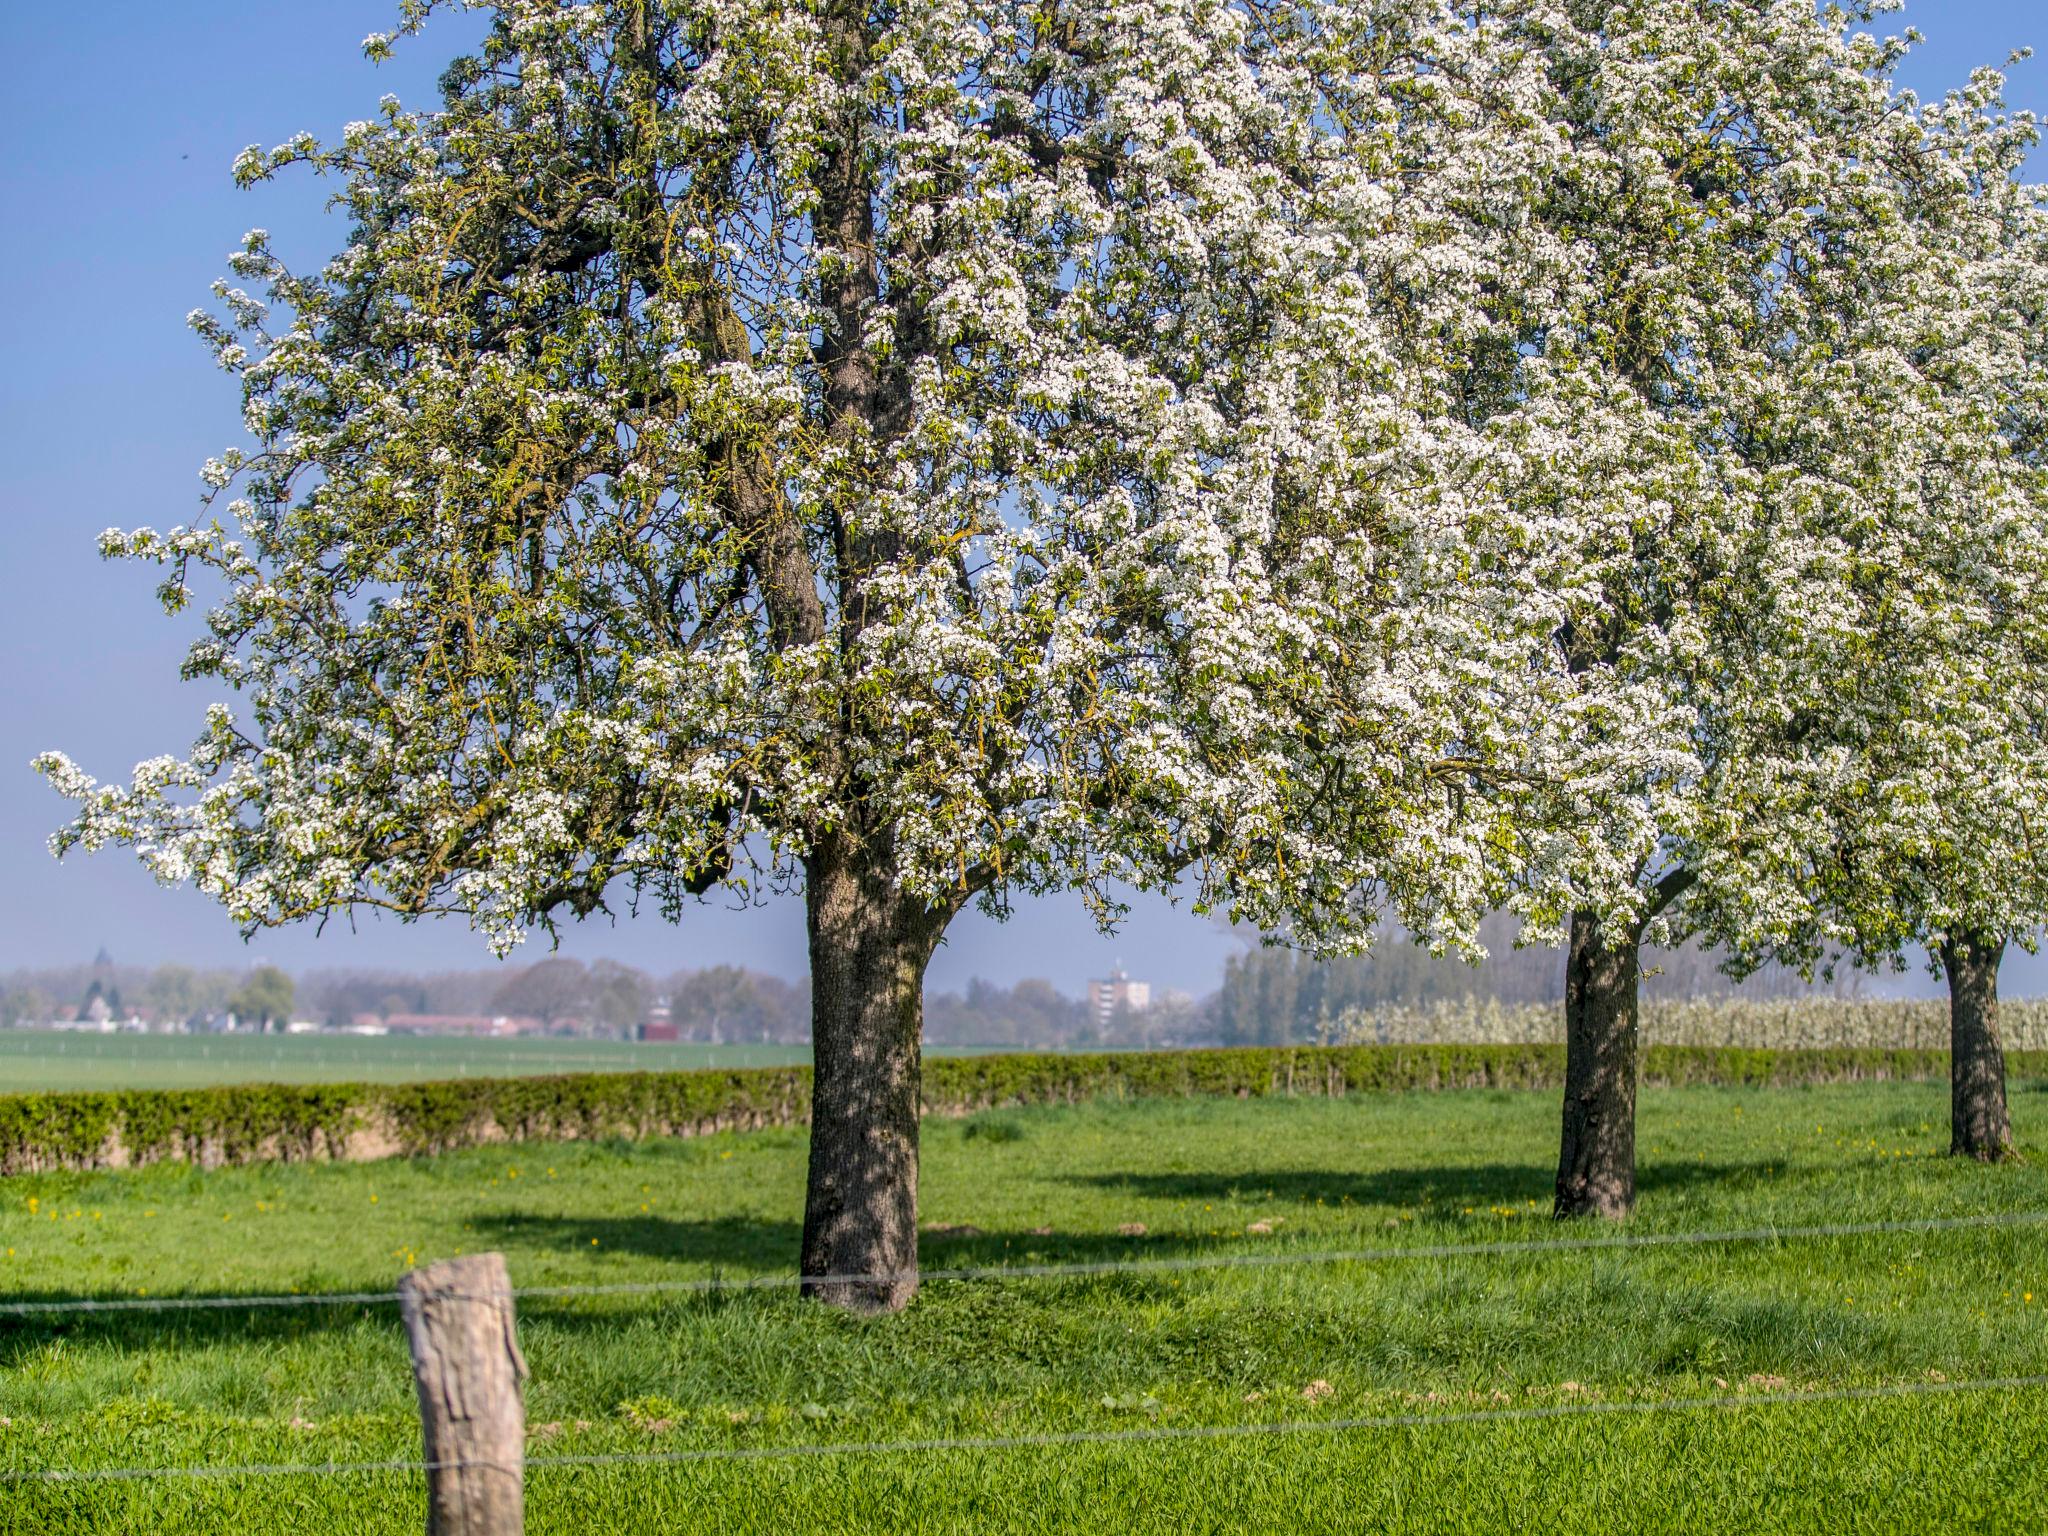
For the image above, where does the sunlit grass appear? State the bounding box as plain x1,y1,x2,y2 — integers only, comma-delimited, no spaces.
1,1079,2043,1532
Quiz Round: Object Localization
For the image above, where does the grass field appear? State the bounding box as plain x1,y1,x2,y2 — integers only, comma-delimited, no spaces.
0,1079,2044,1532
0,1029,1043,1093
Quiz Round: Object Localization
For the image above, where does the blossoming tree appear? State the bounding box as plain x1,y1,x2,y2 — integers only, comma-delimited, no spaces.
1463,1,2028,1216
1724,71,2048,1164
38,0,1585,1307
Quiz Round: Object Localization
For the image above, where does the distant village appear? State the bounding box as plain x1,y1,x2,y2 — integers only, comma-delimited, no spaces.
0,925,1834,1050
3,949,1191,1049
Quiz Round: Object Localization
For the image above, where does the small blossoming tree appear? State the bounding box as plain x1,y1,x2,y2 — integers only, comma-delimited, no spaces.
38,0,1586,1306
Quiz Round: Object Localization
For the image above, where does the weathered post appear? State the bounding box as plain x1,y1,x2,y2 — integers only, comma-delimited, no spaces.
398,1252,528,1535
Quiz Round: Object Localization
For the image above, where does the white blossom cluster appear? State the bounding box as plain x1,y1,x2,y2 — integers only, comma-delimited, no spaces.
33,0,2048,978
1705,53,2048,978
1422,0,2048,971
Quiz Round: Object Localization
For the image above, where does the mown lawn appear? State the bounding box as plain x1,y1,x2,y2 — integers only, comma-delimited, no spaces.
0,1079,2044,1533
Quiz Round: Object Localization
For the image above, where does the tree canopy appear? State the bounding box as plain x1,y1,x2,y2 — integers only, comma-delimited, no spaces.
40,0,1585,951
36,0,2048,1294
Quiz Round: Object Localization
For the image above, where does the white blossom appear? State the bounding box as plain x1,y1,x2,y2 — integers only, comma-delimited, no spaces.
39,0,1591,958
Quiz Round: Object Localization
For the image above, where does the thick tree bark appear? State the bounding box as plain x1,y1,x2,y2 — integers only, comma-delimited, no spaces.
1941,932,2016,1163
800,834,947,1313
1554,908,1642,1219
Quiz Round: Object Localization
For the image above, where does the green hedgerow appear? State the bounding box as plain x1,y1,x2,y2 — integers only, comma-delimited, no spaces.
0,1045,2037,1176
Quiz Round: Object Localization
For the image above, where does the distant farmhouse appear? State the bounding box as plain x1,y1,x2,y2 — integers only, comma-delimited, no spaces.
639,997,678,1043
380,1013,543,1038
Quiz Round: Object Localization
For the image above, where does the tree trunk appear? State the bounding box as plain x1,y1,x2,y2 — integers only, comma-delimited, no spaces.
1555,908,1642,1219
800,835,946,1312
1941,932,2015,1163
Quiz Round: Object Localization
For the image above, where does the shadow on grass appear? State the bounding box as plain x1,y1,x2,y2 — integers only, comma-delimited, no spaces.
1062,1159,1763,1211
0,1153,1880,1362
473,1211,799,1271
463,1211,1293,1275
0,1212,1251,1359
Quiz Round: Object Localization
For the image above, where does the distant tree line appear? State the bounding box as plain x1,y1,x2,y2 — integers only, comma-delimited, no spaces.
1214,918,1851,1047
310,959,1185,1046
1,961,235,1028
0,958,297,1030
0,954,1205,1048
290,957,800,1041
5,927,1844,1048
919,978,1197,1049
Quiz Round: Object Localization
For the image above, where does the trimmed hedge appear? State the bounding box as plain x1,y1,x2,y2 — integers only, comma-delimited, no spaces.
0,1044,2039,1176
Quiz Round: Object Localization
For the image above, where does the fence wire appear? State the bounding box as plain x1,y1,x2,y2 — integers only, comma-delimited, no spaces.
5,1373,2042,1485
0,1206,2041,1315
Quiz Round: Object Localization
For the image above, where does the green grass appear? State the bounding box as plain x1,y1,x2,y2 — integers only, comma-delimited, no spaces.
0,1029,1039,1093
1,1079,2045,1532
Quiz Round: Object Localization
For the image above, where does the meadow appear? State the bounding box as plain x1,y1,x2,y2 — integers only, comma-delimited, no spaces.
8,996,2042,1097
0,1077,2043,1532
0,1029,1012,1094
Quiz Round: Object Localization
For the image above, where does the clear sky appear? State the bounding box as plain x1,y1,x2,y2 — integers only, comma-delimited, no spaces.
0,1,2041,996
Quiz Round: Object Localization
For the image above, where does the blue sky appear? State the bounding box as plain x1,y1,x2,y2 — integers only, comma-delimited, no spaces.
0,1,2041,996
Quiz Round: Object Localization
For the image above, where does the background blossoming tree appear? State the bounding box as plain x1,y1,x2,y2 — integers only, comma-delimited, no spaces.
38,0,1584,1308
1429,1,2030,1217
1726,73,2048,1164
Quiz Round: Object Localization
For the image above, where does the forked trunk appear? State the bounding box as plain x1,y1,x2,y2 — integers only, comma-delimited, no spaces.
800,836,945,1313
1555,908,1641,1219
1941,932,2015,1163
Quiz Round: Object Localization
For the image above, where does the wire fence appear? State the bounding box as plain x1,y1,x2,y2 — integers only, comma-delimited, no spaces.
2,1206,2042,1315
6,1372,2042,1485
6,1207,2042,1499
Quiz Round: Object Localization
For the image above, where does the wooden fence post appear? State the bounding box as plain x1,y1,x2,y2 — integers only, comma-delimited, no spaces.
398,1252,528,1535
